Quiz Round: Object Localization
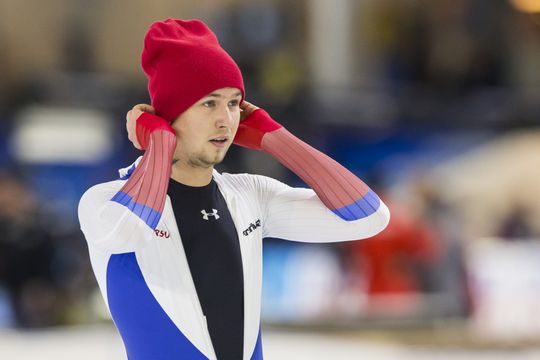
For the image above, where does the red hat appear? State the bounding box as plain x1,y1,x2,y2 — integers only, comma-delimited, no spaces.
141,19,245,122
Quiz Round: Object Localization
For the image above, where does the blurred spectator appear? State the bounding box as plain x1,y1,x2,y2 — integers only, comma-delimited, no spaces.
342,196,442,316
0,172,62,327
411,177,472,317
341,176,471,319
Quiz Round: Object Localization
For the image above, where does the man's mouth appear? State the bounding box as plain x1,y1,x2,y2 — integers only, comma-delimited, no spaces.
209,136,229,147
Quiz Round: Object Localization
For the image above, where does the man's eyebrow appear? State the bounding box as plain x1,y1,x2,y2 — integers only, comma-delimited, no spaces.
205,92,242,99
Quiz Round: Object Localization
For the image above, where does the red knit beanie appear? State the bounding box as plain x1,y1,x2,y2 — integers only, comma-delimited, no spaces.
141,19,245,122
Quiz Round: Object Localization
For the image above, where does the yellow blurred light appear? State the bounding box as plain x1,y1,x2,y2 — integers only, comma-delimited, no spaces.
510,0,540,13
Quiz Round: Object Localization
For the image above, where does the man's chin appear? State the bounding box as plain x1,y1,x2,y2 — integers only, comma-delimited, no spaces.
210,146,230,164
208,156,225,166
190,152,227,168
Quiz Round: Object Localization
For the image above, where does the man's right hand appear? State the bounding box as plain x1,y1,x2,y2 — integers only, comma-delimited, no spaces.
126,104,155,150
126,104,176,151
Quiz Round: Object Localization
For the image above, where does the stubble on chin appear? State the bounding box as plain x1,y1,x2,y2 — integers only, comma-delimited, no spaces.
188,151,226,168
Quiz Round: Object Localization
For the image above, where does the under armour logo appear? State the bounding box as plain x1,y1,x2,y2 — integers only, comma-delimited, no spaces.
201,209,220,220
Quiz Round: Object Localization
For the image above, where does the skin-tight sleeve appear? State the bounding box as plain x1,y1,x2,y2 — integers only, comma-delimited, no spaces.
110,113,177,229
234,109,381,221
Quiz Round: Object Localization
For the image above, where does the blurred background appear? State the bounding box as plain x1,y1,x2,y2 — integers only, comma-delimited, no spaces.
1,0,540,358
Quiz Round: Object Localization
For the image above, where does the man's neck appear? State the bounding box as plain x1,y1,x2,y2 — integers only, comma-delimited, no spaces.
170,161,214,187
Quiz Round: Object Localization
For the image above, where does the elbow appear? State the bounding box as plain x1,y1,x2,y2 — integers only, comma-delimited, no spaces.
342,201,390,241
355,201,390,240
371,201,390,236
334,195,391,240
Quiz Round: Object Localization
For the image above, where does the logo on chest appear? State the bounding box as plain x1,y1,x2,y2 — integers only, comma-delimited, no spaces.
154,229,170,238
242,219,261,236
201,209,220,220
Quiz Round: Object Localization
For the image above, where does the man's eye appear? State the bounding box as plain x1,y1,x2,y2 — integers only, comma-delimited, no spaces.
203,100,215,108
228,100,240,107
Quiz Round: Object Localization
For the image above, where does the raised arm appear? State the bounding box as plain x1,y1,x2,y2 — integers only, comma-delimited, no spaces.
234,103,389,241
113,106,176,228
78,106,176,252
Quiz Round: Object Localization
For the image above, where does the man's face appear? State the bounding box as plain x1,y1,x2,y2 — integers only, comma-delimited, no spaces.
170,87,242,168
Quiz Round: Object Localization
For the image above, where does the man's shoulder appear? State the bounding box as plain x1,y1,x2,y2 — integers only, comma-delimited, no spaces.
80,179,125,203
78,178,126,224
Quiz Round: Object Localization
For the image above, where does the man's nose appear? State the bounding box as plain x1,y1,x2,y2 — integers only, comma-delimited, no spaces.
215,103,234,128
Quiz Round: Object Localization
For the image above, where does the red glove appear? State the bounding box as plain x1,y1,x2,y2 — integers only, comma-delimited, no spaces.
233,108,282,150
136,112,176,150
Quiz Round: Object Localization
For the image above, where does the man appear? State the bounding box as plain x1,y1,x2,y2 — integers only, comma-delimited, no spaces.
78,19,389,360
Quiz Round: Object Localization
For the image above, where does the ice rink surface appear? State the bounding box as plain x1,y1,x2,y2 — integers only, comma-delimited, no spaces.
1,325,540,360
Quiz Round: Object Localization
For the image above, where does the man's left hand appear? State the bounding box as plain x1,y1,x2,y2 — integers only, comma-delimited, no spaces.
234,101,282,150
